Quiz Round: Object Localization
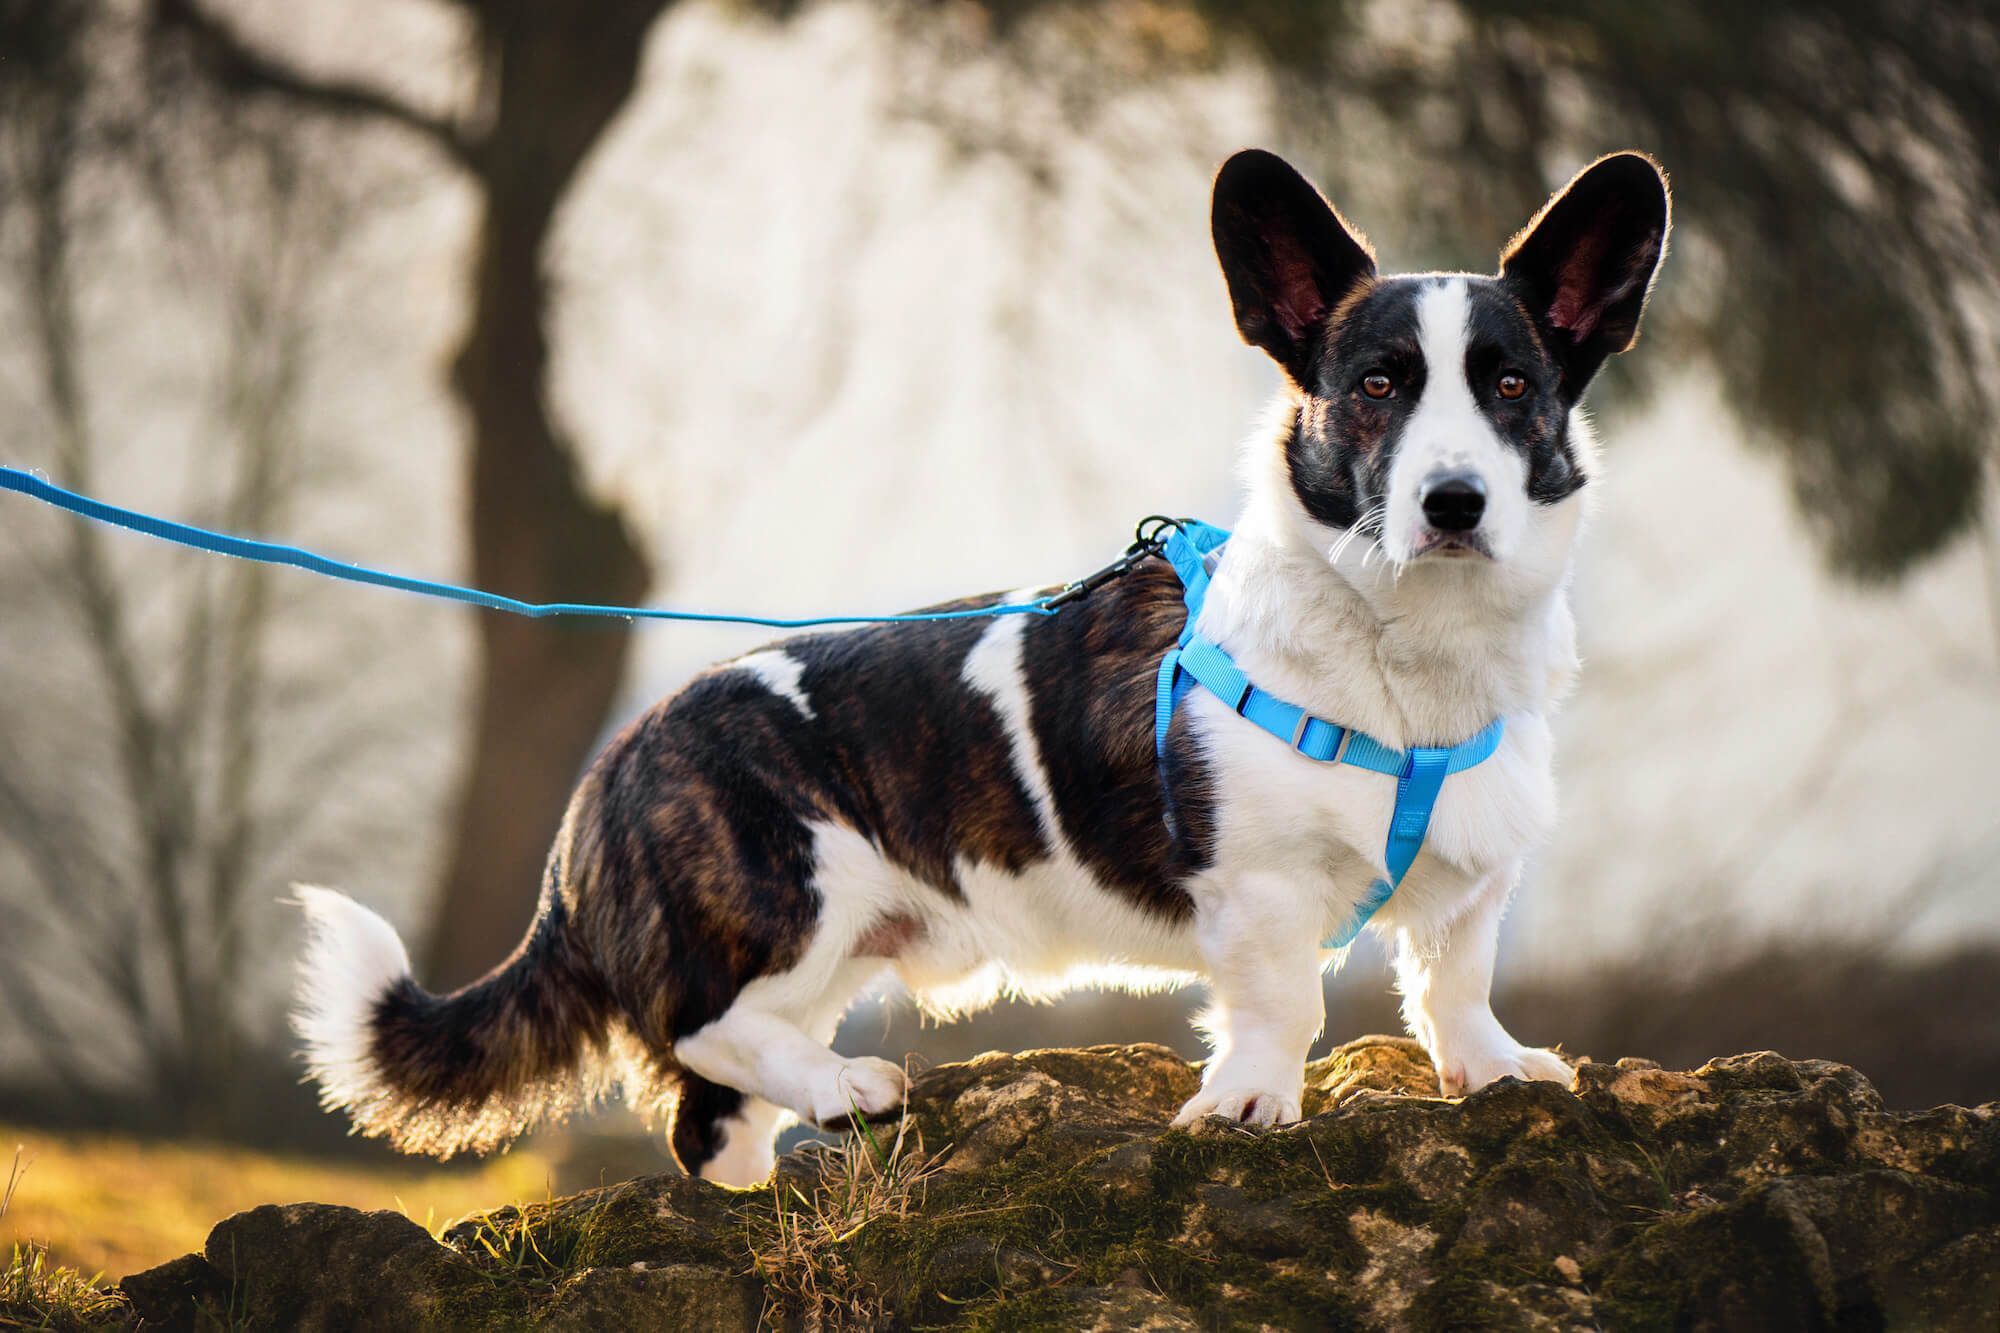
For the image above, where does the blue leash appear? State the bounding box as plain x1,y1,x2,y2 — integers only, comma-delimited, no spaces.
0,465,1070,629
4,464,1497,946
1151,520,1504,948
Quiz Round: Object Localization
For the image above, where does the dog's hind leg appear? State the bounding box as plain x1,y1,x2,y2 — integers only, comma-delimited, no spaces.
678,1003,904,1127
672,960,902,1182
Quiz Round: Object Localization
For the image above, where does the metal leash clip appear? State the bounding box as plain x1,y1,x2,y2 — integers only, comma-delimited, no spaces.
1042,515,1195,611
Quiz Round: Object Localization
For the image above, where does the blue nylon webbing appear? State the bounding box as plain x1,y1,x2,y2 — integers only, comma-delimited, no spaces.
0,465,1059,629
1150,522,1504,949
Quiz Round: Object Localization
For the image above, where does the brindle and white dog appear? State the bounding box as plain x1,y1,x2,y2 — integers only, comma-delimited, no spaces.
296,149,1669,1186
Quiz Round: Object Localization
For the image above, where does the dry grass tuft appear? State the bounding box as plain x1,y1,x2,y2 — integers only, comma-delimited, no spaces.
450,1186,619,1304
0,1148,22,1228
749,1107,945,1331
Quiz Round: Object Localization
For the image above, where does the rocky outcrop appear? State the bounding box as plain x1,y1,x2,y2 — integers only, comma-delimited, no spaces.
107,1038,1999,1330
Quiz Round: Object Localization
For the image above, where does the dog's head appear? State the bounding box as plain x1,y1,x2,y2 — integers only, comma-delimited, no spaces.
1212,149,1668,598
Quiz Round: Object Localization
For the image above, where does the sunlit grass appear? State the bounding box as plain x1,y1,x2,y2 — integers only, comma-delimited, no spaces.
0,1123,552,1279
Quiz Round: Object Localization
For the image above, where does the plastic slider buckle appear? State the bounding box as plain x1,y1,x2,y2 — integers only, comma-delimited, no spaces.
1290,715,1344,758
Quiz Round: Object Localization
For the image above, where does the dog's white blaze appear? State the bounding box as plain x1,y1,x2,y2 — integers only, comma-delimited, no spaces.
733,649,815,719
292,885,411,1112
1384,279,1530,565
728,610,1202,1033
960,612,1063,846
913,610,1199,1003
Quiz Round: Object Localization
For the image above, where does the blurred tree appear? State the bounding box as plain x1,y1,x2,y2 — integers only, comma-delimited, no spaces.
0,0,432,1130
145,0,709,987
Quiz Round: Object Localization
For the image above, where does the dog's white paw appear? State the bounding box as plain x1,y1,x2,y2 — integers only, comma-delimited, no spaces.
1438,1042,1573,1098
809,1056,908,1127
1171,1086,1303,1130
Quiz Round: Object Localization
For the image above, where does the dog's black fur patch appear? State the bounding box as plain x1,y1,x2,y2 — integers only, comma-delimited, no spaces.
358,565,1216,1176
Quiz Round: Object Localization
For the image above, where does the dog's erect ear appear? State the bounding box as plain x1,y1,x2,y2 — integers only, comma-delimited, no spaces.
1212,149,1376,387
1501,152,1670,394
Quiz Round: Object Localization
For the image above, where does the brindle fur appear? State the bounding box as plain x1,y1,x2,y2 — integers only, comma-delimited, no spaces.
344,566,1214,1166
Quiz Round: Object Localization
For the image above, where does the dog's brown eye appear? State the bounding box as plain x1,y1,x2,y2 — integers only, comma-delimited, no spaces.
1497,374,1528,400
1362,374,1393,399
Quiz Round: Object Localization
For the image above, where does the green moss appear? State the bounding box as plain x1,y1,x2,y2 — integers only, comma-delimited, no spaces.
1586,1182,1836,1333
1151,1120,1391,1205
458,1183,752,1271
1204,1259,1363,1331
1290,1181,1429,1241
955,1288,1072,1332
847,1125,1413,1328
421,1282,540,1333
1405,1245,1557,1333
437,1182,759,1328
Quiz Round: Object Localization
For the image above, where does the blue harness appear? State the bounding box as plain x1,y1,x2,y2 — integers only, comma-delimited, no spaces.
1151,521,1505,949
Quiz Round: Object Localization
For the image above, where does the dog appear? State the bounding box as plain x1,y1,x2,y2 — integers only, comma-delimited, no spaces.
294,147,1669,1187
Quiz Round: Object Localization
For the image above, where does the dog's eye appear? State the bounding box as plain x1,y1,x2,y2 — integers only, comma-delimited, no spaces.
1361,374,1394,399
1496,374,1528,400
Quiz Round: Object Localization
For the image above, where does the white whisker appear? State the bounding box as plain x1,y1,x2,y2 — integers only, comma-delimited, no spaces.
1328,503,1388,570
1328,496,1392,564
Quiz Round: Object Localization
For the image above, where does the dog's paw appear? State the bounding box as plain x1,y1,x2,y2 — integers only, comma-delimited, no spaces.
809,1057,908,1128
1438,1043,1573,1098
1171,1086,1303,1130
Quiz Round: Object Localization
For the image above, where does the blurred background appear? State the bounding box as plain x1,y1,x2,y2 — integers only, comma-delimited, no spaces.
1,0,1997,1279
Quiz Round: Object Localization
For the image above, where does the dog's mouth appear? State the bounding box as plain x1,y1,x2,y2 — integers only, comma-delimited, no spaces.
1412,531,1496,561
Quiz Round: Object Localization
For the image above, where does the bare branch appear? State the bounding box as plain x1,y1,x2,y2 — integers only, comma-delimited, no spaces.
149,0,477,173
0,907,107,1098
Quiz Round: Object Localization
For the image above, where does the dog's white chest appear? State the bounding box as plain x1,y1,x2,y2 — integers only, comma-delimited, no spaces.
1193,695,1558,934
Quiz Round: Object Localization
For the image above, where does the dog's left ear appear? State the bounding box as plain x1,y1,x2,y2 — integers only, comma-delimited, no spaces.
1502,152,1670,395
1212,149,1377,388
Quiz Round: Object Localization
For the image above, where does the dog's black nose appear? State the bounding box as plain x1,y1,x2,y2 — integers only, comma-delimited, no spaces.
1422,474,1487,531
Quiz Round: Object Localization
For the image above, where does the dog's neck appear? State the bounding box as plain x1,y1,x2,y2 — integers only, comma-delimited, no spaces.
1196,435,1577,749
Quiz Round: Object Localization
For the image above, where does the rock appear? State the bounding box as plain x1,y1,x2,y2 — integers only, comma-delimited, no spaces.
437,1172,747,1272
202,1203,490,1332
103,1039,2000,1331
538,1263,760,1332
1301,1034,1443,1113
905,1042,1200,1172
119,1251,231,1331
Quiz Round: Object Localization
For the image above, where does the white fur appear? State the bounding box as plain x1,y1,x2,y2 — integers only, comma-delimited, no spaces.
733,649,816,718
1384,281,1534,568
701,1098,791,1188
680,286,1591,1177
291,885,412,1114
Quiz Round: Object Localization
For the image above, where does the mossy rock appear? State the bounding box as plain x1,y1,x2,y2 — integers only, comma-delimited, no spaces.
106,1038,2000,1331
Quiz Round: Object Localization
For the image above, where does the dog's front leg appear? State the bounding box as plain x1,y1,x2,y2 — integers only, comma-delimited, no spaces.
1171,871,1325,1129
1394,864,1572,1096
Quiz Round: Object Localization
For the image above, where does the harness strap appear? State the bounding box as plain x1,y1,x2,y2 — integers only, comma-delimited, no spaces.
1151,522,1504,949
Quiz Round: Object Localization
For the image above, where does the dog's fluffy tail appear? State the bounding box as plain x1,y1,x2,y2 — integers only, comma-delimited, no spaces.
292,885,616,1157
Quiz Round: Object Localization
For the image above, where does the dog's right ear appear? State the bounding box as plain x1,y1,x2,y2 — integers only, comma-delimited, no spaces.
1211,149,1376,387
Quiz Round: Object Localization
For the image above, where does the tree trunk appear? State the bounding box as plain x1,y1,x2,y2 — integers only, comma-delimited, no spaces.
425,4,665,987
